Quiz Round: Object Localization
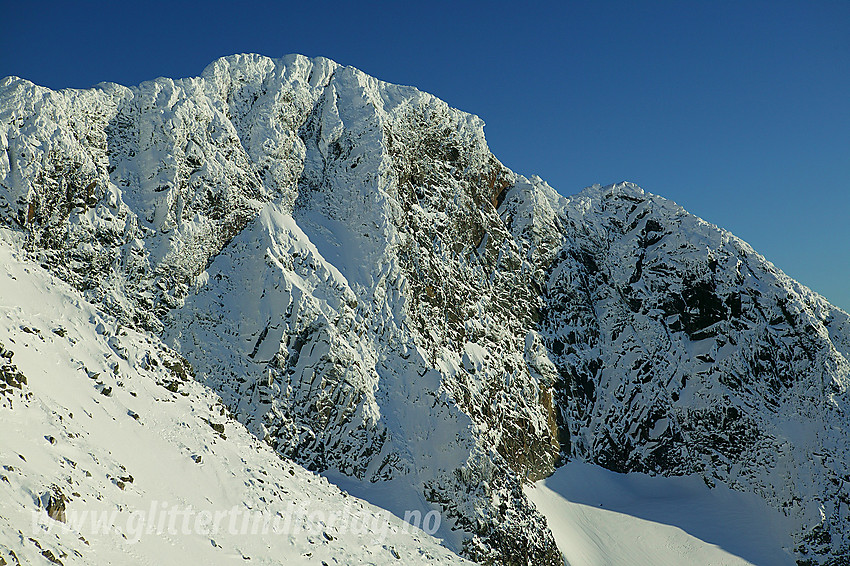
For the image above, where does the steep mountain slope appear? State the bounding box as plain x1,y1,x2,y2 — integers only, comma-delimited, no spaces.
0,228,470,565
501,180,850,563
2,54,848,565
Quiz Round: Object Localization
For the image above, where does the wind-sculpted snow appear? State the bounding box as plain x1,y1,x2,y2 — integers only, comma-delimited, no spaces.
2,53,849,564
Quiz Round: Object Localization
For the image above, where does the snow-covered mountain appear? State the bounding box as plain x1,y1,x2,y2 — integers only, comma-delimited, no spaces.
1,53,848,565
0,229,471,565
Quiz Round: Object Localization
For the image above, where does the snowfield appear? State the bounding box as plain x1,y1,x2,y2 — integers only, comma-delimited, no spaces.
526,461,795,566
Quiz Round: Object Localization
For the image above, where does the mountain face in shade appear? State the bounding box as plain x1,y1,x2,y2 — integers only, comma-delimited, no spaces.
1,54,848,564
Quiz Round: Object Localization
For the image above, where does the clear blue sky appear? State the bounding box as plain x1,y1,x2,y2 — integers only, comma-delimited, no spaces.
2,1,847,311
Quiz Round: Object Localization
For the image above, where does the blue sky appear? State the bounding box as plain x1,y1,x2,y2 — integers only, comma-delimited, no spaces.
2,0,847,310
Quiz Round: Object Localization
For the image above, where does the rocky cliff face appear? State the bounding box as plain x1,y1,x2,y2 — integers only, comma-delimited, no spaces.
512,182,850,562
2,53,848,564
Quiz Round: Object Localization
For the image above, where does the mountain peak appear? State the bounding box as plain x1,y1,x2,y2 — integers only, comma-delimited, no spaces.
1,55,848,565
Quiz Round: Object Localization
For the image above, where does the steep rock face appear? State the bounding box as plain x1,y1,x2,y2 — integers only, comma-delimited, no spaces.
164,57,563,564
2,54,849,564
1,54,562,565
0,229,473,566
500,181,850,562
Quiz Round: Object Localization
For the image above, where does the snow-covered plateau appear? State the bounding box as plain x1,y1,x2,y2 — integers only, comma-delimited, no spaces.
1,53,848,565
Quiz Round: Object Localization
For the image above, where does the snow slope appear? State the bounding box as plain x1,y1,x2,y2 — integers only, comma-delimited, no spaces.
0,227,470,565
526,461,795,566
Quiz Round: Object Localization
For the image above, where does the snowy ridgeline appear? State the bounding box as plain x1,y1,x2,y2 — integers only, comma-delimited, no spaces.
1,53,849,565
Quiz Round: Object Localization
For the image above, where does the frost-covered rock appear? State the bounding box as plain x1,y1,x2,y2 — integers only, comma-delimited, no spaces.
2,53,848,564
0,229,471,565
503,181,850,562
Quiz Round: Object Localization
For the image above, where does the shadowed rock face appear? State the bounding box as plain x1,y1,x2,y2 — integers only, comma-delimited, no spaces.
2,54,849,564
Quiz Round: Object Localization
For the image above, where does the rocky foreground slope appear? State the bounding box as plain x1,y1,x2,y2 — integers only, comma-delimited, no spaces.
1,54,848,564
0,229,471,565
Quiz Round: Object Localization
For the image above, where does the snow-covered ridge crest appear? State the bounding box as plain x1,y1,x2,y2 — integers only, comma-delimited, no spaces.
2,54,849,564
